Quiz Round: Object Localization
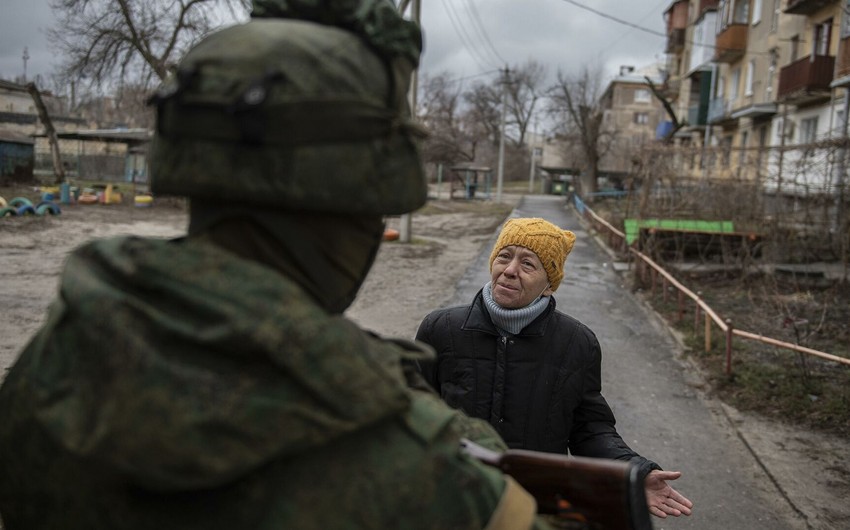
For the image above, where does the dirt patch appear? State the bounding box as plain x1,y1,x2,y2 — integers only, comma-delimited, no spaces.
0,186,189,372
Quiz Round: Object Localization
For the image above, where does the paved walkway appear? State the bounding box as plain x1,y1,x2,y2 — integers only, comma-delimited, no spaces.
448,194,835,530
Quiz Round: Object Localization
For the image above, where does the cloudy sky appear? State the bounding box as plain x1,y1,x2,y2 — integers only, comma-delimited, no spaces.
0,0,669,88
418,0,669,83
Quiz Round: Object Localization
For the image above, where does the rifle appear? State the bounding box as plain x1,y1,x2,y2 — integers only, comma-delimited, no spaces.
460,439,652,530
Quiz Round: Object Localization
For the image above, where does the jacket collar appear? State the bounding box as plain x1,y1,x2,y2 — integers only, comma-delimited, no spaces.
462,288,556,337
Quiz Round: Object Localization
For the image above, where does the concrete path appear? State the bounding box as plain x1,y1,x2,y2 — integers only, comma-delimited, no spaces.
448,194,810,530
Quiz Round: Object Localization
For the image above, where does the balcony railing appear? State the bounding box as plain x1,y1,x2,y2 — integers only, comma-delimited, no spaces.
714,23,748,63
666,28,686,54
778,54,835,102
688,103,709,126
707,97,731,123
784,0,838,15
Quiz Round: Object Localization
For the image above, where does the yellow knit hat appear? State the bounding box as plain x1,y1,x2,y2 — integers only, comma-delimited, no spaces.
488,218,576,291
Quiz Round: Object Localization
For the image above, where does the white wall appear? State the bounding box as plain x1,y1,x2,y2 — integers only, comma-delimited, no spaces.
766,97,847,195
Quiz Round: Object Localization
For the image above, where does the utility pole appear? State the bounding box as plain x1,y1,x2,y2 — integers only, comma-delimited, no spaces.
22,47,30,83
528,116,539,193
496,66,509,203
398,0,420,243
528,146,539,194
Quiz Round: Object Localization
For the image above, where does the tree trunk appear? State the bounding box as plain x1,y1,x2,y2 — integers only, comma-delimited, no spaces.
582,152,600,199
26,83,65,185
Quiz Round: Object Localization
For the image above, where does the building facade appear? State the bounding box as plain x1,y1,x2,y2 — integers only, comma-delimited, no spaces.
659,0,848,197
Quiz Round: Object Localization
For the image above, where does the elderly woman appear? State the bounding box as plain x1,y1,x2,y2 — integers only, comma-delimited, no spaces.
416,217,694,519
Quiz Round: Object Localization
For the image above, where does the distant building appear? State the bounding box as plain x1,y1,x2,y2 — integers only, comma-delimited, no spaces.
0,79,87,182
0,130,34,182
598,63,668,186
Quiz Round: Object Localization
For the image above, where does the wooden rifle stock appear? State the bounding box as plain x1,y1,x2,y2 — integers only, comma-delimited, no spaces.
460,439,652,530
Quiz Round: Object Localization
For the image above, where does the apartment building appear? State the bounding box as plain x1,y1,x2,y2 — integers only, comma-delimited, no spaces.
665,0,720,176
598,64,667,185
772,0,846,195
661,0,848,195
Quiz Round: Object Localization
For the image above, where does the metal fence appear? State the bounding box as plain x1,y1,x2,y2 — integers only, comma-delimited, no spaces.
573,193,850,375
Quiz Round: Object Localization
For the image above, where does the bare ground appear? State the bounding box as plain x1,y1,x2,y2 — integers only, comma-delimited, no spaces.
0,185,516,376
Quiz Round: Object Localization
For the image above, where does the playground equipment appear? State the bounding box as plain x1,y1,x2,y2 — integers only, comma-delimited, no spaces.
0,196,61,217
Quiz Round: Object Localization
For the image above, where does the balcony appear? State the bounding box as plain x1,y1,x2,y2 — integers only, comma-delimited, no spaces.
714,24,747,63
835,37,850,81
688,103,709,127
666,28,686,54
778,54,835,103
707,97,733,123
784,0,838,15
697,0,719,15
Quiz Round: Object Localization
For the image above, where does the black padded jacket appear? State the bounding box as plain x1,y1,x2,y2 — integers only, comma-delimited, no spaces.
415,290,661,480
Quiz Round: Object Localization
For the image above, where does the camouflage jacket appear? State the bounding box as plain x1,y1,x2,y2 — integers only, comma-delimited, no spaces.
0,236,551,530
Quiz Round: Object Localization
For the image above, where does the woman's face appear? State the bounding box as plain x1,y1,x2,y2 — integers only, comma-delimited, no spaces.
490,245,553,309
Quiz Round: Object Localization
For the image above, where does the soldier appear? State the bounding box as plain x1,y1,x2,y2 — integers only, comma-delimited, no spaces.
0,2,550,529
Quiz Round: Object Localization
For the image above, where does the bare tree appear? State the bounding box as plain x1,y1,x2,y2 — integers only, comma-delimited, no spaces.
644,75,683,144
548,65,616,196
417,73,478,167
464,80,502,147
505,60,546,147
47,0,250,89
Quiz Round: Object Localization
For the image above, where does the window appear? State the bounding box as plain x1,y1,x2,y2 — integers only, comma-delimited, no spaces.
730,67,741,100
721,136,733,167
634,88,651,103
745,60,755,96
844,1,850,39
756,126,769,177
719,0,748,27
800,117,819,144
739,130,749,168
814,19,832,56
734,0,750,24
752,0,762,25
634,112,649,124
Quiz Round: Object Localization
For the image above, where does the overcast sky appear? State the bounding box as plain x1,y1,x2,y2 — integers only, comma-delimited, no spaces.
0,0,669,89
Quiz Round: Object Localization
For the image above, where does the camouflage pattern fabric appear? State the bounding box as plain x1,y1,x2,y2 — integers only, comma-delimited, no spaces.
251,0,422,66
149,19,427,215
0,236,553,529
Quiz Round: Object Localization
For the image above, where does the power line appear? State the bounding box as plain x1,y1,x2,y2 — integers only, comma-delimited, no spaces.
559,0,777,58
601,0,671,56
419,69,500,90
461,0,508,66
559,0,667,38
439,0,499,71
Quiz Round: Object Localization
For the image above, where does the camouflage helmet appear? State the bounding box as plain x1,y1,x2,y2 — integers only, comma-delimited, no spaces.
149,13,426,215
